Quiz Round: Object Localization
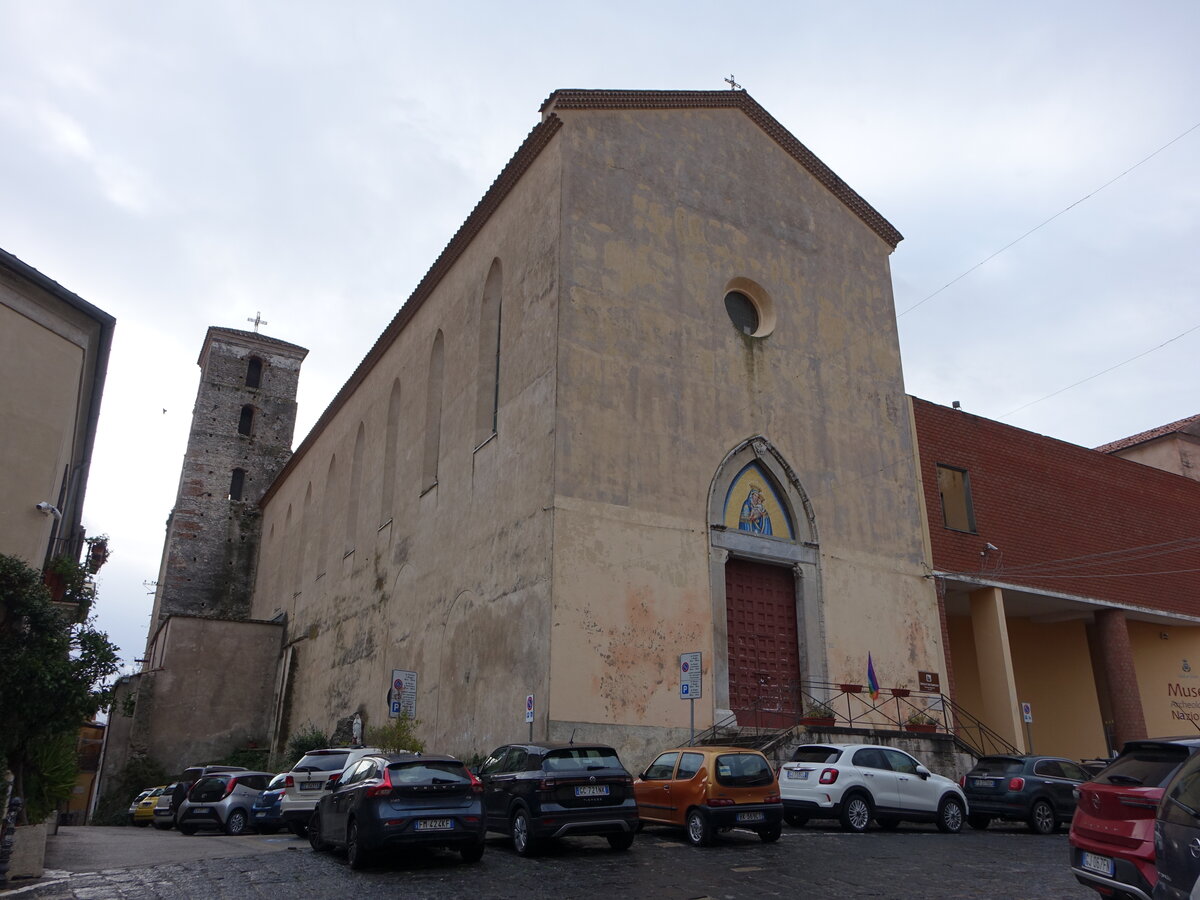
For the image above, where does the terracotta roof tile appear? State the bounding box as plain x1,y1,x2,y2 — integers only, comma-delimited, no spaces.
1096,412,1200,453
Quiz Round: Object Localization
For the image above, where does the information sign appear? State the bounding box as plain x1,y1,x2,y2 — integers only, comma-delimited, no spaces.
389,669,418,719
680,652,702,700
525,694,535,724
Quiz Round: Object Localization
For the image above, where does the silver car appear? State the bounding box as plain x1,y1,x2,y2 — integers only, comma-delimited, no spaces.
177,770,275,836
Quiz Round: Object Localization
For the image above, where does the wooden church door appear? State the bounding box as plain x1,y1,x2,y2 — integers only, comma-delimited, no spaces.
725,557,801,728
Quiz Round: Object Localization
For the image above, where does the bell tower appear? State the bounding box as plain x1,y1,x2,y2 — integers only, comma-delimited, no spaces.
147,327,307,635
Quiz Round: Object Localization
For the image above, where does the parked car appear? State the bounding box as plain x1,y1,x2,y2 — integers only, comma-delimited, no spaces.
127,788,153,825
279,746,382,836
961,754,1090,833
778,742,967,833
157,765,248,829
152,782,182,830
476,742,639,855
308,753,486,869
177,770,276,835
251,773,287,834
132,786,167,827
1070,737,1200,900
634,745,783,846
1154,749,1200,899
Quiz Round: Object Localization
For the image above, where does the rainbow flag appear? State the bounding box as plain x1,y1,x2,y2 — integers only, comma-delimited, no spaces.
867,653,880,701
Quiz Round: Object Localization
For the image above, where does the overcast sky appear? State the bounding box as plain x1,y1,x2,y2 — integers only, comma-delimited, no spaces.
2,1,1196,674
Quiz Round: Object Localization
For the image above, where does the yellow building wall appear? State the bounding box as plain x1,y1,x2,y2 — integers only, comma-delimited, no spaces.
1007,618,1107,761
947,614,984,726
0,302,83,563
1130,621,1200,737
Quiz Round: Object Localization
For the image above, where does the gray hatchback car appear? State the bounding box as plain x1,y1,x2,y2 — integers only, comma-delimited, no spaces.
962,754,1089,834
177,770,275,836
1154,750,1200,899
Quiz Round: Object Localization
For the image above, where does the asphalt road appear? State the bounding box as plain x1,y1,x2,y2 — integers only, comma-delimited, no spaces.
4,821,1087,899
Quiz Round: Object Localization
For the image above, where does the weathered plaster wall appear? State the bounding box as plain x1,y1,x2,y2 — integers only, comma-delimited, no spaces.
252,139,563,759
549,107,941,742
1112,436,1200,482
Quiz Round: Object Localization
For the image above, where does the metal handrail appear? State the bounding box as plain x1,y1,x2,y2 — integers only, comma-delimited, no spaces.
691,680,1020,758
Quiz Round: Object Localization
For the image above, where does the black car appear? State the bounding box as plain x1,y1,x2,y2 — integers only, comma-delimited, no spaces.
961,754,1090,834
308,753,485,869
1154,750,1200,899
476,742,639,856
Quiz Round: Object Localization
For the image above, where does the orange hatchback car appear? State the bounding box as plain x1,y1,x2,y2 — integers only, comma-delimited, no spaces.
634,746,783,846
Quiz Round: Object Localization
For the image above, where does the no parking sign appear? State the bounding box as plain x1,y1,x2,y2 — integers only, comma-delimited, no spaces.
525,694,535,724
389,668,418,718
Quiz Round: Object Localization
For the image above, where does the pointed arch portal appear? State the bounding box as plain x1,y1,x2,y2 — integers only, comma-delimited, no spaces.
708,437,826,727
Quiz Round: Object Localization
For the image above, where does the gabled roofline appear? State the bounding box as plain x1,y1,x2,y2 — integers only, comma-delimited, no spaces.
1095,412,1200,454
260,114,565,505
540,89,903,249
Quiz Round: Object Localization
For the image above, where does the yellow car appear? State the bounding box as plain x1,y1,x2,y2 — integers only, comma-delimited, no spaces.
133,786,167,827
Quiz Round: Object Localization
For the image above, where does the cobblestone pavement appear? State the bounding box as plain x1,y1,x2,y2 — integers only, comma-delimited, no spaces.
6,822,1085,900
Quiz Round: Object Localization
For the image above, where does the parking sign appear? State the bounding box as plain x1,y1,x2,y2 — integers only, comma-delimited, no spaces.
680,652,702,700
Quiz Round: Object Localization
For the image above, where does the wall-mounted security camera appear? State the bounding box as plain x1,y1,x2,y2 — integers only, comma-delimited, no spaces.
984,542,999,552
35,501,63,520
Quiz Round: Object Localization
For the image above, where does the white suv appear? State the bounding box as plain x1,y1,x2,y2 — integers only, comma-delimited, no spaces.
279,746,382,836
779,742,967,833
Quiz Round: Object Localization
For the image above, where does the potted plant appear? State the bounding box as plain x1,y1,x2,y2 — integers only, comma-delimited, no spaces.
890,687,911,697
798,701,837,726
839,683,863,693
905,710,938,733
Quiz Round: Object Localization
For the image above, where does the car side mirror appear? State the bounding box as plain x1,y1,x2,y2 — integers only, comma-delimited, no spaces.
916,766,931,780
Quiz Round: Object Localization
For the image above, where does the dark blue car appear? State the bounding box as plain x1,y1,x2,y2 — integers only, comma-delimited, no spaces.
308,753,485,869
251,773,287,834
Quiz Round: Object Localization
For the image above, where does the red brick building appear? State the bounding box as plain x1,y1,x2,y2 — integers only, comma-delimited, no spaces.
912,397,1200,759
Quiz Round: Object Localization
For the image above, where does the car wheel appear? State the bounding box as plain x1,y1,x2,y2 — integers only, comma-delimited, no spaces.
1027,799,1057,835
757,823,782,843
178,824,196,836
511,809,538,857
968,814,991,831
346,820,371,870
936,796,965,834
308,812,331,852
225,809,248,836
606,832,635,850
784,812,808,827
288,820,308,838
838,793,873,833
460,840,485,863
685,808,712,847
876,817,900,831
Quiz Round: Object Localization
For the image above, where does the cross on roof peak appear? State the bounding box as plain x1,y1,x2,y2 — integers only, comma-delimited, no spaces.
724,74,742,91
247,311,268,333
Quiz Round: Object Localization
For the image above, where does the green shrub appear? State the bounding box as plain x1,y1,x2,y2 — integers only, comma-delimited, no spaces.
283,725,329,768
23,731,79,823
92,755,170,826
364,714,424,754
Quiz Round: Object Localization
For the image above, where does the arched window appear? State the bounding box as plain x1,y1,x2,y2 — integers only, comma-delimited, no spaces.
346,422,365,556
238,405,255,436
382,379,401,526
229,468,246,501
318,455,336,579
422,331,445,490
475,259,502,446
246,356,263,389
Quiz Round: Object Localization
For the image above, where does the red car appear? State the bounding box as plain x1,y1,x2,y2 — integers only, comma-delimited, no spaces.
1069,738,1200,900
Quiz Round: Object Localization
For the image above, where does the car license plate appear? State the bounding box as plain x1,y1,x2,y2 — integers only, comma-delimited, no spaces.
1081,852,1114,876
970,777,995,788
254,811,266,817
416,818,453,831
786,770,808,780
298,782,322,791
192,807,209,814
736,811,765,823
575,785,610,797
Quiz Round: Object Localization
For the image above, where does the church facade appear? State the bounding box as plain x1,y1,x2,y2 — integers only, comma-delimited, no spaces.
246,90,944,765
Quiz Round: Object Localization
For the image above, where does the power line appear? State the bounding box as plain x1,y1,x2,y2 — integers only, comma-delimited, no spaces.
897,120,1200,318
997,322,1200,420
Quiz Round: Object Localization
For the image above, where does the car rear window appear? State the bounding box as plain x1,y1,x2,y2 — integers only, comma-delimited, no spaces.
544,748,624,772
715,753,774,787
190,776,230,799
791,746,842,764
293,751,349,773
388,761,470,784
1095,744,1191,788
970,757,1025,776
